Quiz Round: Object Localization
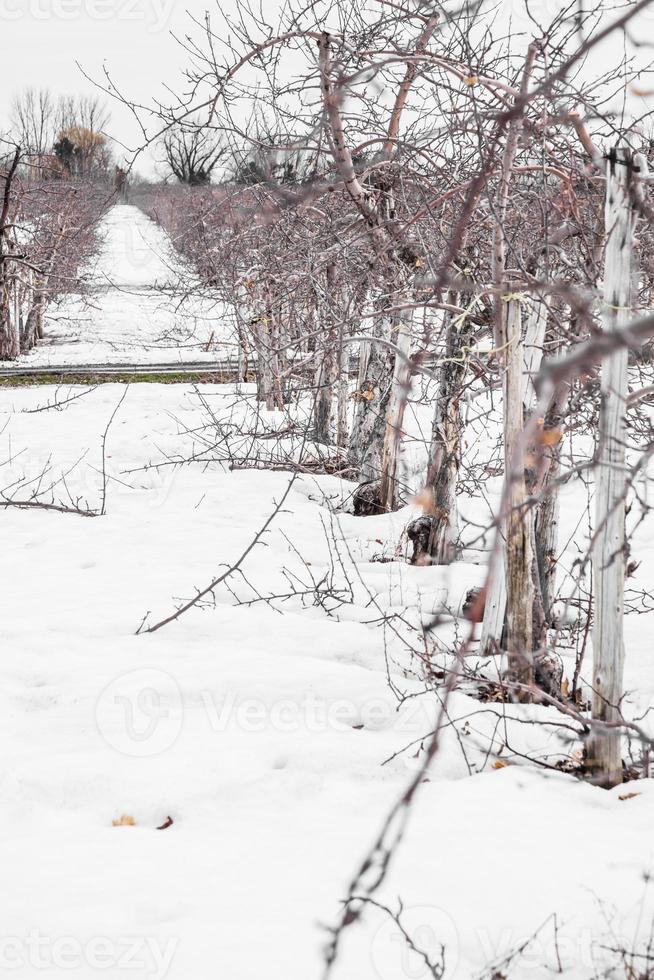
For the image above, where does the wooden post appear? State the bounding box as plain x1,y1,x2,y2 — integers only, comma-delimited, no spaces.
589,146,636,788
480,295,545,661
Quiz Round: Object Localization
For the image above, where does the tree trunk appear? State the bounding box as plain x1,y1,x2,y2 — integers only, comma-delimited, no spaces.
348,185,411,506
266,289,286,411
534,377,569,623
378,304,413,511
21,272,43,353
0,266,20,360
314,263,340,444
256,316,276,410
249,281,285,412
588,147,636,788
503,298,535,692
523,296,549,648
348,290,397,493
408,290,477,564
0,147,21,360
335,332,349,450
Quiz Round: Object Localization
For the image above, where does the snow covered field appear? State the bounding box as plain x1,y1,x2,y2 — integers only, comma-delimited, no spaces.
2,376,654,980
17,206,233,367
2,204,654,980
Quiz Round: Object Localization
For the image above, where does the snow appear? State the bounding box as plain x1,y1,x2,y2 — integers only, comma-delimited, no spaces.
2,206,654,979
17,206,235,367
1,378,654,980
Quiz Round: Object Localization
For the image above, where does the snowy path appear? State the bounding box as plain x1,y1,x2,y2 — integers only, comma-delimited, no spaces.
2,382,654,979
19,206,234,368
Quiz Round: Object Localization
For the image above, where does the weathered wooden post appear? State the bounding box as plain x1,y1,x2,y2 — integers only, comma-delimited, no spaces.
588,146,637,788
480,295,543,671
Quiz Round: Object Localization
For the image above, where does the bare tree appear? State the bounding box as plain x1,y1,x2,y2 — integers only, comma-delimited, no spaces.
0,143,22,359
160,120,227,185
10,88,55,160
9,90,111,179
0,133,109,360
108,0,654,782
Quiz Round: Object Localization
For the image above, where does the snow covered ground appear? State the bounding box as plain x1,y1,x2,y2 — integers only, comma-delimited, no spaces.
3,202,654,980
17,206,235,367
2,379,654,980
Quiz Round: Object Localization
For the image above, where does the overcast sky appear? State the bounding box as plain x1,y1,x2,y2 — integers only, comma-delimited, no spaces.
0,0,238,176
2,0,652,179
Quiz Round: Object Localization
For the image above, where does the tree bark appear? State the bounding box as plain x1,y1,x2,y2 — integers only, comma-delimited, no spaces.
348,298,397,488
503,298,535,691
0,263,20,360
314,263,341,444
408,270,482,564
0,147,21,361
534,377,569,623
378,303,413,511
21,272,43,353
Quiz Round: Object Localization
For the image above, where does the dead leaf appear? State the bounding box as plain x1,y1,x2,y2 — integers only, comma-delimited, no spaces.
540,427,563,446
492,760,509,769
157,816,174,830
618,792,641,802
112,814,136,827
413,488,435,514
350,385,375,402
